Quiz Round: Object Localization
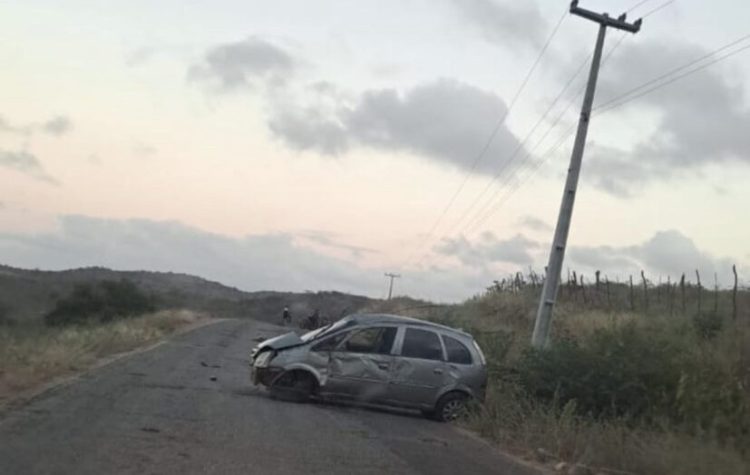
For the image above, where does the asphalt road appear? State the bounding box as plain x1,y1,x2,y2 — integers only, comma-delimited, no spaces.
0,319,540,475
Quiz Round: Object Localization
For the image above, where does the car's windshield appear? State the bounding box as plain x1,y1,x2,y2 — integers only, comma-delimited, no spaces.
300,319,348,342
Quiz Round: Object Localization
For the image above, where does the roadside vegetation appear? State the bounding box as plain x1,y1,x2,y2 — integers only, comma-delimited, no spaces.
371,272,750,475
0,280,207,406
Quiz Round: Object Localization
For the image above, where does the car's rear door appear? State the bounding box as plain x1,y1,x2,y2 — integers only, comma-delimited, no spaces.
387,327,447,408
325,326,398,402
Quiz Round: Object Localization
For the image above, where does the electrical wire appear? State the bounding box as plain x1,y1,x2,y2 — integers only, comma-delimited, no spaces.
626,0,656,13
463,32,629,234
640,0,676,18
401,7,569,268
472,31,750,235
406,0,678,273
443,51,592,237
595,32,750,112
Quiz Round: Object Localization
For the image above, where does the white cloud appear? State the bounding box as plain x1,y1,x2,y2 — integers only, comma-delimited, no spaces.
0,114,73,137
269,79,525,175
0,216,495,302
0,149,58,184
42,116,73,136
448,0,547,51
434,232,538,266
568,230,740,283
188,37,297,92
588,38,750,195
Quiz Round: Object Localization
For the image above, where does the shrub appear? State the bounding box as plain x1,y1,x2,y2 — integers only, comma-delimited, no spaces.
692,312,723,340
45,280,155,326
0,301,12,326
516,320,750,443
518,322,685,420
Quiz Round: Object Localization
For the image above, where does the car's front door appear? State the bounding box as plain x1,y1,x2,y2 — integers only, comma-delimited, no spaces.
388,327,447,408
326,326,398,402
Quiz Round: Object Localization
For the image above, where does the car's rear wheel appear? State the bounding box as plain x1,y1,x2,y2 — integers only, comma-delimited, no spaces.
269,370,317,403
433,392,469,422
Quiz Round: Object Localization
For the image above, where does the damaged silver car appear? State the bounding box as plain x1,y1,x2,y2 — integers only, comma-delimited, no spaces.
250,314,487,421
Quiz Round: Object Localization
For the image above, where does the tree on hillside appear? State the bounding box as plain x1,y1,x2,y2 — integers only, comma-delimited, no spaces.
0,300,11,325
45,280,155,326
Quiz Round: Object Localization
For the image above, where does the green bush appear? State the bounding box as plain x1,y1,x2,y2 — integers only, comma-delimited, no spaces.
692,312,723,340
516,321,750,442
45,280,155,326
0,301,12,325
518,323,684,419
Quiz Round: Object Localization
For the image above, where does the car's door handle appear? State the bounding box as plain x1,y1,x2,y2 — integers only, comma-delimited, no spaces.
377,363,389,370
433,368,444,374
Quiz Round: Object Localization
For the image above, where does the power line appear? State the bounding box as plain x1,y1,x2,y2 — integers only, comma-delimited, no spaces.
463,32,629,234
600,42,750,114
533,1,643,348
470,31,750,238
640,0,676,18
471,30,750,235
460,1,683,234
401,7,568,268
626,0,656,13
445,52,593,237
468,124,577,233
408,0,670,271
595,32,750,112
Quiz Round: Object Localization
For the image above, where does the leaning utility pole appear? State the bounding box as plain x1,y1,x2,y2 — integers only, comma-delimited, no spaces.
531,1,642,348
384,273,401,300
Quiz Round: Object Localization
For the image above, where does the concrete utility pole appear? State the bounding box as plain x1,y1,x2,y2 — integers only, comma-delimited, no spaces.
531,1,642,348
384,273,401,300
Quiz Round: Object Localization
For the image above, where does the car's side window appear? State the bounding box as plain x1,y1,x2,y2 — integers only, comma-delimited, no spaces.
311,331,349,352
400,328,444,361
342,327,397,355
442,335,473,365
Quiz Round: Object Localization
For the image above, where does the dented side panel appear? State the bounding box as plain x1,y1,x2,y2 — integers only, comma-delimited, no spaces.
325,352,393,402
388,357,446,408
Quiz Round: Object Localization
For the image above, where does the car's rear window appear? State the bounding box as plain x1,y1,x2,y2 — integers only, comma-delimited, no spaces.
401,328,443,361
442,335,473,365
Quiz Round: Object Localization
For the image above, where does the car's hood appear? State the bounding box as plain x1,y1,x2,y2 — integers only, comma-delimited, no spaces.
256,332,305,352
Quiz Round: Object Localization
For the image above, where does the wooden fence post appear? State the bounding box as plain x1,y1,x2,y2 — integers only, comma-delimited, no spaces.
629,275,635,311
680,273,686,315
733,264,738,321
696,270,702,315
657,275,662,306
714,272,719,315
667,275,674,317
580,274,587,305
641,270,649,312
605,276,612,310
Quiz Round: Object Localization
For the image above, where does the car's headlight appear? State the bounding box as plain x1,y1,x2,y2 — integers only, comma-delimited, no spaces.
253,350,273,368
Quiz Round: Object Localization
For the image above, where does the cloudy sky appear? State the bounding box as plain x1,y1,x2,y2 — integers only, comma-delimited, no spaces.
1,0,749,301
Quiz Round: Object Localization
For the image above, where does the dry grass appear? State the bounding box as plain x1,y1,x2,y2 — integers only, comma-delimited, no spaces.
0,309,207,405
374,290,750,475
469,381,748,475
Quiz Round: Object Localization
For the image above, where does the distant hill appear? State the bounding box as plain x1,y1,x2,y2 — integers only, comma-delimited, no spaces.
0,264,383,324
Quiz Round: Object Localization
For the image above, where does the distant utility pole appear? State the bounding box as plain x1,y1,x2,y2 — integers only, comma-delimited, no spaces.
531,1,642,348
384,273,401,300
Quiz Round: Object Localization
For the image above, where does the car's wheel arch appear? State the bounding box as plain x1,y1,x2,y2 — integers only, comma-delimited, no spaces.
271,363,323,389
434,385,474,407
432,389,472,422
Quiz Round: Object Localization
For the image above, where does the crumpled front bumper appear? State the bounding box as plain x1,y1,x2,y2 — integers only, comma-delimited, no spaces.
251,365,283,386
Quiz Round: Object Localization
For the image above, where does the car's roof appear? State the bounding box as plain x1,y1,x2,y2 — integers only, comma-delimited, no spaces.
341,313,472,338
